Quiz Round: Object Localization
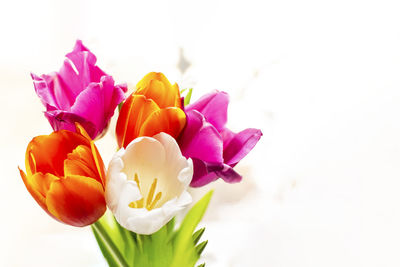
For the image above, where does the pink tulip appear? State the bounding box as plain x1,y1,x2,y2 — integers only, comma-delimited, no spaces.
178,90,262,187
31,40,127,139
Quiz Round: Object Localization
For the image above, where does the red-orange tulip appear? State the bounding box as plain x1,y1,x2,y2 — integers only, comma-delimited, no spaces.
116,72,186,148
19,124,106,227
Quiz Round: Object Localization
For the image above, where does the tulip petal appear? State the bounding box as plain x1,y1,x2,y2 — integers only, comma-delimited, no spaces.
116,94,160,148
121,136,167,189
91,141,106,187
64,145,98,180
215,164,243,183
152,133,193,199
19,169,63,222
32,40,126,139
189,159,219,187
189,160,242,187
139,107,186,140
61,40,105,98
32,40,104,112
106,153,140,212
106,134,193,235
222,128,263,166
75,122,92,140
19,168,57,211
186,90,229,131
136,72,181,109
136,72,170,89
178,110,223,164
124,191,191,235
46,175,106,227
27,131,90,177
69,124,106,186
68,76,124,139
44,110,96,138
31,72,73,111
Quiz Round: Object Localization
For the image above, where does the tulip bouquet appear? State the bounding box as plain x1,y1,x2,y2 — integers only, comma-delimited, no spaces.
19,40,262,267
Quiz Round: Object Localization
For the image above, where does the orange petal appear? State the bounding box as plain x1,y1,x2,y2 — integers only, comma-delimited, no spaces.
171,83,182,107
64,145,98,180
90,141,106,187
73,123,106,185
75,122,92,140
116,94,160,148
19,168,59,219
46,175,106,227
139,107,187,139
136,72,171,91
27,131,90,176
135,72,182,109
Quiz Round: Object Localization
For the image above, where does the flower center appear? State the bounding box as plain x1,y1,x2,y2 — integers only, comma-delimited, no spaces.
129,173,162,210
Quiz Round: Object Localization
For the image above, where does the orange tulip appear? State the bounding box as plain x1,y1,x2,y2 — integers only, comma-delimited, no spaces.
18,124,106,227
116,72,186,148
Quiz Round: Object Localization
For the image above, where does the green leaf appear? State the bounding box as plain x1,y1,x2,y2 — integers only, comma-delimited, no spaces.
197,263,206,267
166,217,175,234
92,226,120,267
112,216,135,264
92,191,213,267
177,191,213,241
91,221,130,267
149,223,173,267
192,228,205,245
183,88,193,106
118,101,124,112
94,211,135,264
195,240,208,256
170,191,213,267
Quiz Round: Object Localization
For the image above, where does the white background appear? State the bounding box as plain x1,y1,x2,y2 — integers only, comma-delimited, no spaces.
0,0,399,266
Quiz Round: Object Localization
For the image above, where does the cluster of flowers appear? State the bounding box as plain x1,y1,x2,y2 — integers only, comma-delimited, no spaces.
19,40,262,235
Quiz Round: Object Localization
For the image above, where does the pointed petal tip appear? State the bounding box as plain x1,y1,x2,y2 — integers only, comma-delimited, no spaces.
30,72,41,80
72,39,89,53
75,122,92,141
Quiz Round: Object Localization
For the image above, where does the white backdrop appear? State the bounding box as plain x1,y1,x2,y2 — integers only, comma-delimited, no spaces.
1,0,399,266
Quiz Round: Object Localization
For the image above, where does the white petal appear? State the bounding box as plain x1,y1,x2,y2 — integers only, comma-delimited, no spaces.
105,134,193,235
152,133,193,201
178,158,193,187
122,136,166,196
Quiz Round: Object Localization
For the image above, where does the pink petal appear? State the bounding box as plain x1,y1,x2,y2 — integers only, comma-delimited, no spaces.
31,72,75,110
31,40,126,139
45,110,97,138
215,164,243,183
59,40,106,99
222,128,263,166
189,159,219,187
178,110,224,164
186,90,229,131
69,76,123,139
189,160,242,187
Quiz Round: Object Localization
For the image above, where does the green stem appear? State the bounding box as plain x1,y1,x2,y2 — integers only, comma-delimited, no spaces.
92,221,130,267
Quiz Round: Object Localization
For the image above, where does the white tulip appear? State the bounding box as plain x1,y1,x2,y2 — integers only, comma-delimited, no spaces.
105,133,193,235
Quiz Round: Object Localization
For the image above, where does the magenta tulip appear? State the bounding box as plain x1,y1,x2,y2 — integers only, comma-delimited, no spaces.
178,90,262,187
31,40,127,139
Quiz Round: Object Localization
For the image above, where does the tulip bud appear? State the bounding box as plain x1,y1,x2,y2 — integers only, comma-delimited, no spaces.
116,72,186,148
31,40,127,140
19,124,106,226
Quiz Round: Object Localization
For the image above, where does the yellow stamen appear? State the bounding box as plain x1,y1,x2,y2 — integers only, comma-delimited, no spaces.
148,192,162,210
134,173,140,190
146,178,158,207
129,174,162,210
137,198,144,208
129,198,144,209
